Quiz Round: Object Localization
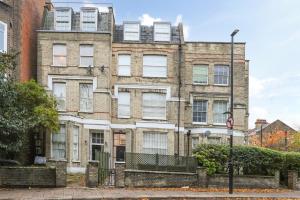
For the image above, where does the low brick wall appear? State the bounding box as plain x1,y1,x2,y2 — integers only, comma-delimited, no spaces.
0,166,56,187
207,173,280,189
124,169,198,187
86,161,99,187
288,170,300,190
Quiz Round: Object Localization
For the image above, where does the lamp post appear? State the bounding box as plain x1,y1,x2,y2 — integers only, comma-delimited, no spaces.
228,29,239,194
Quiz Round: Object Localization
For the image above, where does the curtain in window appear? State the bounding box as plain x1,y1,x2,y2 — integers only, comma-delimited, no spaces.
118,92,130,117
53,44,67,66
118,55,131,76
143,55,167,77
154,23,171,41
143,93,166,119
80,45,94,67
53,83,66,110
124,23,139,40
193,65,208,84
143,132,168,155
214,65,229,85
72,126,79,161
55,9,71,31
81,10,97,31
213,100,228,123
0,23,4,51
80,84,93,112
52,125,66,159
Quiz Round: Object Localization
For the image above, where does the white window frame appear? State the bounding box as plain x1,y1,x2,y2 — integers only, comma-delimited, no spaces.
154,22,171,42
79,83,93,112
143,132,168,155
80,8,98,32
80,44,94,67
192,99,208,124
51,124,66,160
72,126,80,161
0,21,7,52
214,65,230,86
143,55,167,78
213,100,228,125
118,92,131,118
90,131,104,161
118,54,131,76
142,93,166,120
54,8,72,31
52,44,67,66
193,65,208,85
52,82,66,111
123,22,140,41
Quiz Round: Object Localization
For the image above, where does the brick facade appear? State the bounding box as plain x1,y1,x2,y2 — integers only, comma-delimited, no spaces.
0,0,46,81
37,5,249,173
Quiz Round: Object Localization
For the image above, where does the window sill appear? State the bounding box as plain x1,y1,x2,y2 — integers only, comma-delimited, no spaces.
72,160,81,163
118,116,131,119
192,122,208,125
142,76,168,79
51,65,67,67
142,117,167,121
193,83,208,86
78,65,94,68
213,84,229,87
115,161,125,164
213,123,226,126
118,75,131,77
78,111,94,114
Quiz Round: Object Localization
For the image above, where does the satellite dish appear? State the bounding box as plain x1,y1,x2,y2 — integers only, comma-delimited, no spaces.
204,130,211,137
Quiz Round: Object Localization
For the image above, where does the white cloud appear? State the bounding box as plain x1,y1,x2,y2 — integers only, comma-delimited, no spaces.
249,76,278,99
82,0,109,12
138,14,162,26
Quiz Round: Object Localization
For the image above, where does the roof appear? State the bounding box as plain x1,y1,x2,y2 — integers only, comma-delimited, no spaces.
249,119,296,135
41,7,112,33
113,24,181,44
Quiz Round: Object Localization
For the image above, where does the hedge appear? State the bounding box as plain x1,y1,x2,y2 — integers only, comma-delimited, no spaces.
193,144,288,175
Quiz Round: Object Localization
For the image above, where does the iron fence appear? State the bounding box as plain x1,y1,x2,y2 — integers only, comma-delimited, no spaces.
125,152,197,173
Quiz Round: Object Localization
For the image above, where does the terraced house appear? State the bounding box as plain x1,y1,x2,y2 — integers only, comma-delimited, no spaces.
37,4,249,173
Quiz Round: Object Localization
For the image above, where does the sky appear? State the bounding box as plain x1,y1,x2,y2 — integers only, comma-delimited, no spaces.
53,0,300,130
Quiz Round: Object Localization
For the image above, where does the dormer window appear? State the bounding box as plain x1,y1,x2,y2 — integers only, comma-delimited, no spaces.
81,8,98,32
55,8,72,31
124,22,140,41
154,23,171,42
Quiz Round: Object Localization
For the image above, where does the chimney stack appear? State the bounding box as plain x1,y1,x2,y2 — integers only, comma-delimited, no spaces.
255,119,268,129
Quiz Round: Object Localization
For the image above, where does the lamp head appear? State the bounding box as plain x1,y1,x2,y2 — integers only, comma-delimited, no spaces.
231,29,239,37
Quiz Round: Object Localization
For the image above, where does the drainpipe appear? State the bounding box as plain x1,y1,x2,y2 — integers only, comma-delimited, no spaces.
177,23,184,156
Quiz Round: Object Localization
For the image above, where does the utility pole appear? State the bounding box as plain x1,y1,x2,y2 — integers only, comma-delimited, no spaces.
228,29,239,194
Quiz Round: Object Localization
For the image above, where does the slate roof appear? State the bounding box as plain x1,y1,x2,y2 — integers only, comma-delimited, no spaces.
113,24,181,44
41,8,111,33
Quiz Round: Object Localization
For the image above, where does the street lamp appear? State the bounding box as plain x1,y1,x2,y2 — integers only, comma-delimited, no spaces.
228,29,239,194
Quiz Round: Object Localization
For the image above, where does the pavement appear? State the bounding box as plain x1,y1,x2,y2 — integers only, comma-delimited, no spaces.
1,187,300,200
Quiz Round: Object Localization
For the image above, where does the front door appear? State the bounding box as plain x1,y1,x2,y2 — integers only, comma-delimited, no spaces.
113,132,126,164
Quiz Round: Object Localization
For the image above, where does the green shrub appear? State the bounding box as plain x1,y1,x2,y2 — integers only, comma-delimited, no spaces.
193,144,285,175
285,152,300,171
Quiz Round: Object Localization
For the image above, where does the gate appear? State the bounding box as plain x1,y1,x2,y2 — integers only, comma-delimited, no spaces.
95,151,115,186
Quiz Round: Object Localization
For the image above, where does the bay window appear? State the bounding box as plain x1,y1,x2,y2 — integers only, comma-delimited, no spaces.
52,124,66,160
143,132,168,155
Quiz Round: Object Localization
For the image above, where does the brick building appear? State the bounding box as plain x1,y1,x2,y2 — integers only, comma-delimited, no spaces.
0,0,47,81
37,5,249,173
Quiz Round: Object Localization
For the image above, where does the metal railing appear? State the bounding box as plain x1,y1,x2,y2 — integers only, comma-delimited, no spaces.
125,152,197,173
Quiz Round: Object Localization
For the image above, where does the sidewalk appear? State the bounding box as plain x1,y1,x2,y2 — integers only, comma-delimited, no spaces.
1,187,300,200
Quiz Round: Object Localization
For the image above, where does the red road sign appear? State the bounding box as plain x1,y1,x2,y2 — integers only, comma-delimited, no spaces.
226,117,234,129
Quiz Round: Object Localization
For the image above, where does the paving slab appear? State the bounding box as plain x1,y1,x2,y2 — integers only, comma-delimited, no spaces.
1,187,300,200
